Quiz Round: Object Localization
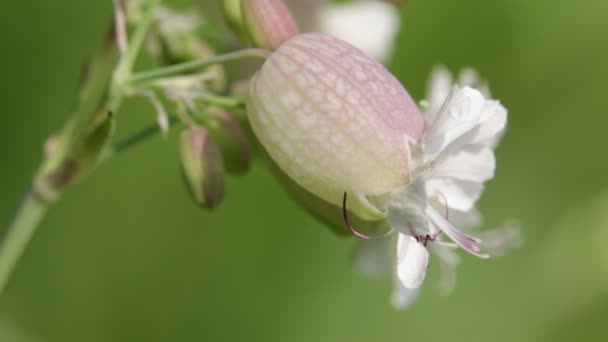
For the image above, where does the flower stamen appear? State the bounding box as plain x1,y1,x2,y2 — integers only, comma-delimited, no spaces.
437,192,449,221
342,192,393,240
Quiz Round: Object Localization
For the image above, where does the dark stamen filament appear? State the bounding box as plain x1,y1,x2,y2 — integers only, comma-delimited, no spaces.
342,192,393,240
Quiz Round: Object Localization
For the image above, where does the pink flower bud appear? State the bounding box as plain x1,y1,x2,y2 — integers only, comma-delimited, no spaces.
242,0,299,50
180,127,225,209
247,33,424,218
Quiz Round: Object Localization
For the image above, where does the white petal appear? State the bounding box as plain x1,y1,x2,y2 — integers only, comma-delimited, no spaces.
319,1,400,62
431,146,496,183
475,100,507,147
425,65,453,123
396,234,429,289
390,277,420,309
352,237,393,277
426,207,489,258
426,178,484,212
423,86,486,162
387,179,429,235
448,99,507,151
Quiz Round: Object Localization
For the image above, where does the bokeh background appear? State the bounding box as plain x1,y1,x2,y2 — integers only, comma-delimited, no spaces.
2,0,608,341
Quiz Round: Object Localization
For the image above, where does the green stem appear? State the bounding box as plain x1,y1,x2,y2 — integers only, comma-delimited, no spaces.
195,93,244,109
0,115,176,295
129,48,271,85
0,1,163,296
0,193,48,294
123,0,161,71
111,0,162,111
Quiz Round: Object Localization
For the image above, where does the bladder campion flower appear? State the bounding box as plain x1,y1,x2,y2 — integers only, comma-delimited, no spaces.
247,31,517,307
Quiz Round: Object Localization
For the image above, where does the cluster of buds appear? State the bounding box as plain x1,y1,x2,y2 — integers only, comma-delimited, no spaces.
119,1,256,208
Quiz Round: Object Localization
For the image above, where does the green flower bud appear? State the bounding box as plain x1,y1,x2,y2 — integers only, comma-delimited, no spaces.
180,127,225,209
36,111,115,201
220,0,249,42
154,7,227,92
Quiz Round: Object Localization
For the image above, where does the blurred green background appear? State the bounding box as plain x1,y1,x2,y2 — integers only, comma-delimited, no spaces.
2,0,608,341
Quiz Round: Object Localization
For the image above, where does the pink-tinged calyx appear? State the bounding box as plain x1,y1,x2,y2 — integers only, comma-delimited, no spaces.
247,33,424,218
242,0,299,51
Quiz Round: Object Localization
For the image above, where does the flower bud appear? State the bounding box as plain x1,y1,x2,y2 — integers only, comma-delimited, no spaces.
154,7,227,92
247,33,424,219
37,111,115,201
180,127,225,209
220,0,250,42
242,0,299,50
207,107,252,175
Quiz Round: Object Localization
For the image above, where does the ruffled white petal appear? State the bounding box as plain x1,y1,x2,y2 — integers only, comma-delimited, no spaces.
445,99,507,153
390,277,420,309
431,146,496,183
423,86,486,162
425,178,484,212
474,100,507,148
319,0,400,62
387,180,429,235
396,234,429,289
425,66,453,123
352,237,393,277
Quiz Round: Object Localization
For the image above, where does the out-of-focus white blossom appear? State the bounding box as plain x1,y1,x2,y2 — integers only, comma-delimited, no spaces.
285,0,401,62
318,0,401,62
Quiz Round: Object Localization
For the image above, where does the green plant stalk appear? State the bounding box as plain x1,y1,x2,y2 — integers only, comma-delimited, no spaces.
0,114,178,294
0,0,162,296
111,0,162,105
0,194,47,293
129,48,271,86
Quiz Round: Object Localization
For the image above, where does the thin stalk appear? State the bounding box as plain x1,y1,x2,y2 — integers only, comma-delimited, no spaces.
0,0,163,296
129,48,271,85
110,0,162,112
0,194,47,293
123,0,160,71
100,114,179,161
0,114,176,295
188,92,245,109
